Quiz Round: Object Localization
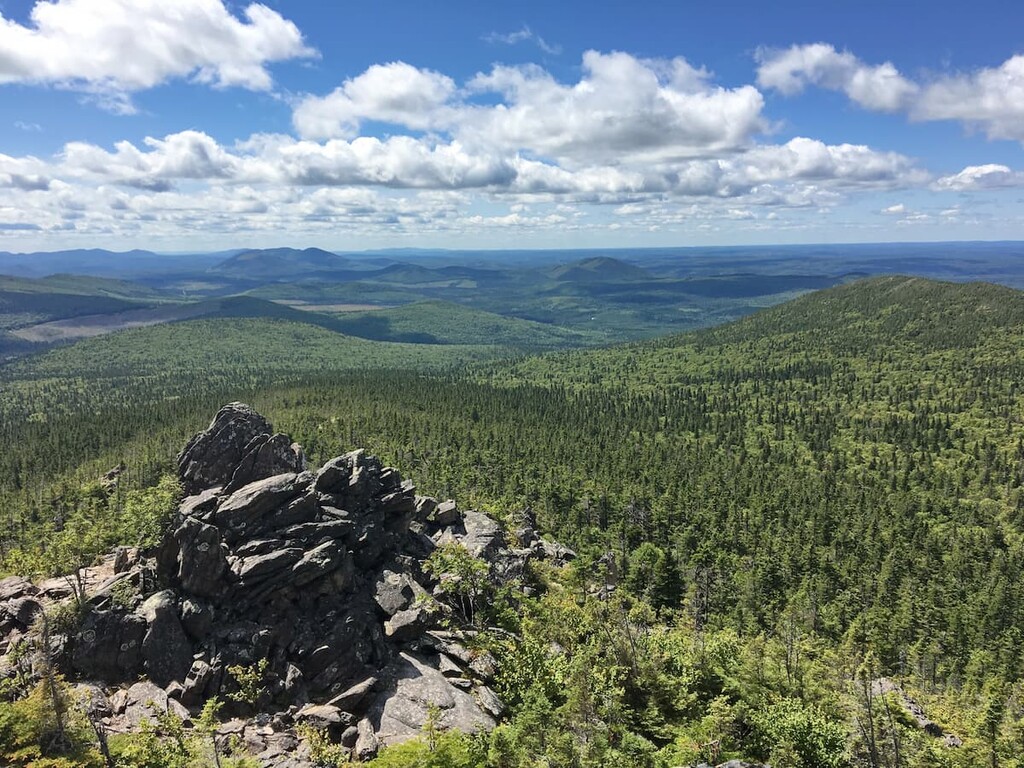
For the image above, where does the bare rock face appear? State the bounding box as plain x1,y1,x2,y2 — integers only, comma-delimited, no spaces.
28,403,575,765
177,402,306,496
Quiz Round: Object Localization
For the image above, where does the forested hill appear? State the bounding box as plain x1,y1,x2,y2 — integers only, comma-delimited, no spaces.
699,274,1024,349
492,275,1024,388
5,275,1024,765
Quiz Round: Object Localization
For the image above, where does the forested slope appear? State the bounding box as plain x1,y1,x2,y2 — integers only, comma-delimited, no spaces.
3,276,1024,766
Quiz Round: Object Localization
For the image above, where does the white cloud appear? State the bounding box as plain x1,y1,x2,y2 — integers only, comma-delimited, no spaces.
293,62,457,140
914,56,1024,141
733,138,925,187
461,51,765,163
756,43,917,111
758,44,1024,143
483,25,561,55
0,0,314,111
882,203,906,214
933,164,1024,191
295,52,766,165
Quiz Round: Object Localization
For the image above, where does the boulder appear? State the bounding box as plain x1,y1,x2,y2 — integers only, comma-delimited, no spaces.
0,576,38,602
368,653,495,748
384,607,433,642
433,500,461,527
72,610,146,682
373,571,418,617
225,433,307,494
2,596,42,628
180,659,213,707
327,676,377,713
174,517,226,597
233,548,304,585
215,473,311,541
178,403,273,495
291,540,348,587
180,599,212,639
459,511,505,558
137,591,193,687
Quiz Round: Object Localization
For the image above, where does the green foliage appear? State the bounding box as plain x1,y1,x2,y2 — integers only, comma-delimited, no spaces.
295,724,350,768
227,658,270,709
107,700,258,768
749,698,846,768
0,675,103,767
367,729,485,768
424,542,491,624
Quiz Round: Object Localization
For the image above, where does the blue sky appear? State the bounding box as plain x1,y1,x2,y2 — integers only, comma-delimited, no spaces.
0,0,1022,252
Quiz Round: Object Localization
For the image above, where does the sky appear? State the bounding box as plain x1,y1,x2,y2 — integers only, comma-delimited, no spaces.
0,0,1023,253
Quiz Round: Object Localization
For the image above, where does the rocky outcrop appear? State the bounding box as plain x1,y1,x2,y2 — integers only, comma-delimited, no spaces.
5,403,574,765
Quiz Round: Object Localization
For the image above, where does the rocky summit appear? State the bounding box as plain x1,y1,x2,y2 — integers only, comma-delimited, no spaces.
0,403,575,765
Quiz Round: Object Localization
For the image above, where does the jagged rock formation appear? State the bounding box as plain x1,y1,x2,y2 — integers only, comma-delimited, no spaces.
1,403,574,764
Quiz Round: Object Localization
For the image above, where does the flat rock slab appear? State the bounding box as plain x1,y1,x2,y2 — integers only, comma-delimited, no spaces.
368,652,495,746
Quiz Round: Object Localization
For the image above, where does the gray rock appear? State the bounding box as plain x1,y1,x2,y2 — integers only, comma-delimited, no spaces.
181,659,213,707
178,402,272,495
174,517,226,597
438,654,463,678
413,496,437,523
3,596,42,628
121,681,167,727
137,591,193,687
374,571,417,616
281,520,353,543
384,607,433,642
340,725,359,748
179,487,221,519
72,609,145,682
355,717,380,761
327,676,377,712
475,685,505,718
0,576,38,602
459,511,505,557
233,538,286,558
291,540,348,587
263,489,320,532
179,598,212,640
233,548,304,584
225,433,307,494
295,703,347,728
215,472,311,540
368,653,495,748
113,546,141,574
433,500,460,527
315,456,352,494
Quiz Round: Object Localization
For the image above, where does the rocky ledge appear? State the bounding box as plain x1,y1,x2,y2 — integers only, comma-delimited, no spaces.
0,403,574,765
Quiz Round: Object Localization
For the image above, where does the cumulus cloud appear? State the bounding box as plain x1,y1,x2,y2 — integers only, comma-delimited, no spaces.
463,51,764,163
756,43,917,111
0,0,314,111
758,44,1024,143
293,62,457,140
914,56,1024,141
933,164,1024,191
0,45,982,246
294,51,766,164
